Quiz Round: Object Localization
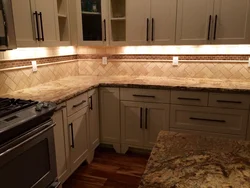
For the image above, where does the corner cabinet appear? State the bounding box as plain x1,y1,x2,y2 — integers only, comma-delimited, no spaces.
12,0,61,47
76,0,109,46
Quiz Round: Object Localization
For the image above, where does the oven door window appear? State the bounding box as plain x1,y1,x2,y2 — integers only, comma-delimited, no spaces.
0,127,57,188
0,0,7,46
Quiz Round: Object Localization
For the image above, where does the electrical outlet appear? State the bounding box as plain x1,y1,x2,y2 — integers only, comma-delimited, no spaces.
102,57,108,65
31,61,37,72
248,58,250,68
172,56,179,66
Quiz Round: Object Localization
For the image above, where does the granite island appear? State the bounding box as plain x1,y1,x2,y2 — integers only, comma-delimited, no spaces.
139,131,250,188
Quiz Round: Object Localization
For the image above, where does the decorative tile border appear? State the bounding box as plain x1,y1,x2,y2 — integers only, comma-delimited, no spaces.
0,55,77,70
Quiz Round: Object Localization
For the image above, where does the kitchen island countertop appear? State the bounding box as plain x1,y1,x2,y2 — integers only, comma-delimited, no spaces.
3,76,250,104
139,131,250,188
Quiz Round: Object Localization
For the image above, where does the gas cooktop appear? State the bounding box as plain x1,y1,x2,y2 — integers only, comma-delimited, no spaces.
0,98,56,146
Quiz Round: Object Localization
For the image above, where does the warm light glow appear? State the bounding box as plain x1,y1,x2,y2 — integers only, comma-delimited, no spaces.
122,45,250,54
58,46,76,56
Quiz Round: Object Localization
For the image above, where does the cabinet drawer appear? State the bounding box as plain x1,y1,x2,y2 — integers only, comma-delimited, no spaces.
209,93,250,110
171,90,208,106
170,105,248,136
120,88,170,103
66,93,88,116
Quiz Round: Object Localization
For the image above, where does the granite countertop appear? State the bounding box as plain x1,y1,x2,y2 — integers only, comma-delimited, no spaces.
139,131,250,188
3,76,250,104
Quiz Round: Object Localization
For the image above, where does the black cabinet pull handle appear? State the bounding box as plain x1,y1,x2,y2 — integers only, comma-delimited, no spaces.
55,105,66,112
178,97,200,101
89,96,93,110
146,18,149,41
190,117,226,123
140,108,143,129
145,108,148,129
69,123,75,148
133,94,155,98
33,11,40,41
151,18,154,41
217,100,242,104
38,12,45,41
207,15,212,40
73,100,86,108
213,15,218,40
103,19,107,41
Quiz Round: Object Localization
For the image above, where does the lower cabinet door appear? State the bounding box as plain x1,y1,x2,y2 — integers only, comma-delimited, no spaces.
88,89,100,151
52,104,70,183
68,107,88,172
121,101,144,147
144,103,170,148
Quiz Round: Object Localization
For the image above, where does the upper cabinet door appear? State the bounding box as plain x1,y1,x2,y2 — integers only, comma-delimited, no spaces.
11,0,38,47
126,0,151,45
150,0,177,45
212,0,250,44
77,0,108,46
176,0,214,45
35,0,59,46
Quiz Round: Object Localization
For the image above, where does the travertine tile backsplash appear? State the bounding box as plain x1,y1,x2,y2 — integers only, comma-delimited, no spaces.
1,45,250,95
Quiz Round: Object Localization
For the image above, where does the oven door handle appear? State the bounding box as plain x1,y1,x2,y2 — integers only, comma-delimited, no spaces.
0,123,56,157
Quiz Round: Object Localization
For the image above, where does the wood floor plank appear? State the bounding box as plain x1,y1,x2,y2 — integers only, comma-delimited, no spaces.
63,147,149,188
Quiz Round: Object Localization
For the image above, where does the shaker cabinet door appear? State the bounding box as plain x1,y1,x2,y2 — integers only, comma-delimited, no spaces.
121,101,144,147
68,107,88,173
126,0,151,45
150,0,177,45
11,0,39,47
176,0,214,45
35,0,59,46
144,103,170,149
212,0,250,44
52,105,70,183
88,89,100,151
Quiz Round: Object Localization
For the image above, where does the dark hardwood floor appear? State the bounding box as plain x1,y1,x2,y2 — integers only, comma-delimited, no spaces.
63,147,150,188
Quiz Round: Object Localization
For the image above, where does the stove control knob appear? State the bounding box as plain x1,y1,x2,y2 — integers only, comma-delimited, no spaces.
35,103,43,111
43,102,49,108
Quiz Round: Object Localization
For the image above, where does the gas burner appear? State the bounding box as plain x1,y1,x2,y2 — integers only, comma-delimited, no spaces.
0,98,37,118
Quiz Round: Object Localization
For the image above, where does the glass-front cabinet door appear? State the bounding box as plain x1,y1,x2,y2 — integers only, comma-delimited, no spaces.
77,0,108,45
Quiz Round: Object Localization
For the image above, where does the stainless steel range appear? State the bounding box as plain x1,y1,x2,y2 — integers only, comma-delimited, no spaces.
0,98,60,188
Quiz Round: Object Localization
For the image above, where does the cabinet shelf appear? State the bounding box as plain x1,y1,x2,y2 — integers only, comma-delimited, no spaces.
82,11,101,15
58,13,67,18
111,17,126,21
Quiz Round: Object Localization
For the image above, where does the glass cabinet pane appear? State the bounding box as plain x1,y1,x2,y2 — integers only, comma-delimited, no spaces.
81,0,102,41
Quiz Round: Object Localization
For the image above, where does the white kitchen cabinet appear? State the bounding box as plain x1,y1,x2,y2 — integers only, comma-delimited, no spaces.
88,89,100,151
126,0,150,45
68,107,88,172
212,0,250,44
121,101,170,153
76,0,109,46
144,103,169,148
52,103,70,184
126,0,176,45
176,0,214,45
150,0,177,45
11,0,60,47
121,101,144,147
99,87,120,152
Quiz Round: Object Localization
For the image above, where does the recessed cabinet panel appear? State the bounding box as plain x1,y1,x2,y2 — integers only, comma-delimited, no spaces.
213,0,250,44
176,0,214,44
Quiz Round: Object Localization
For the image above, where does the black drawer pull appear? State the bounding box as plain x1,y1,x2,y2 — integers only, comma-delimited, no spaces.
73,100,86,108
145,108,148,129
190,117,226,123
140,108,143,129
89,96,93,110
133,94,155,98
178,97,200,101
217,100,242,104
207,15,212,40
69,123,75,148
